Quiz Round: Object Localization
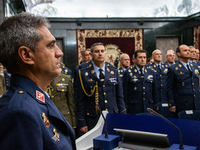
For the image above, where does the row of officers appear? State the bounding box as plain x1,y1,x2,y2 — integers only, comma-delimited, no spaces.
1,42,200,138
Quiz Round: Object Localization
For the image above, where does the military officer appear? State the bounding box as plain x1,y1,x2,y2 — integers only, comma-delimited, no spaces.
164,50,175,66
148,49,169,103
47,73,76,130
166,44,200,115
77,42,126,133
0,12,76,149
118,53,130,82
60,62,72,78
123,49,158,114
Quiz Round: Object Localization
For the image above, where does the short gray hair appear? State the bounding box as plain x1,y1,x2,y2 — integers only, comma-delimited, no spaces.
90,42,104,52
0,12,50,73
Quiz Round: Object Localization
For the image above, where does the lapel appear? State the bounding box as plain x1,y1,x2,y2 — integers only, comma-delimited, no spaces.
87,62,98,81
178,61,190,76
144,67,148,81
104,63,112,83
133,66,141,79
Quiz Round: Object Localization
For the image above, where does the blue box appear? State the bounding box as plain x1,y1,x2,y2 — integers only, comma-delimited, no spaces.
93,134,120,150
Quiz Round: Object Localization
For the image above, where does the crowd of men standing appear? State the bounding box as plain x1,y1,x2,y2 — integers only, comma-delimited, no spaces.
1,40,200,139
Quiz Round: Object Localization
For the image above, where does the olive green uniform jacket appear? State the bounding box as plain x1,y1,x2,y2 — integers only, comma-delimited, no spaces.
48,74,76,128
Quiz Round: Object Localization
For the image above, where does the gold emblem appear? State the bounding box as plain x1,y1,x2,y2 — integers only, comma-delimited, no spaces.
18,91,23,94
89,64,92,67
52,128,60,141
179,64,182,67
42,113,50,128
145,69,147,73
65,69,68,75
153,65,156,68
195,69,199,74
107,68,110,72
85,72,88,76
121,69,123,72
162,65,164,68
175,67,178,70
134,87,137,91
133,75,136,78
134,69,137,72
180,72,183,75
91,70,95,74
62,78,65,81
111,71,114,74
166,65,168,67
128,70,131,72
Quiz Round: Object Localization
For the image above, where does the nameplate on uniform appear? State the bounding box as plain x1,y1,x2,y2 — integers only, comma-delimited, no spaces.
109,78,117,82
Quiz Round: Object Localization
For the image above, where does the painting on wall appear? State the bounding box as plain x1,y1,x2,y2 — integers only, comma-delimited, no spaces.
77,29,143,66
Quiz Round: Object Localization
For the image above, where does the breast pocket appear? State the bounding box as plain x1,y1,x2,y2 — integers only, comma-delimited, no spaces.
107,80,118,96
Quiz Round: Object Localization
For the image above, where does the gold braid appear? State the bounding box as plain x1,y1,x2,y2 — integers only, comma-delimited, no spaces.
79,69,97,97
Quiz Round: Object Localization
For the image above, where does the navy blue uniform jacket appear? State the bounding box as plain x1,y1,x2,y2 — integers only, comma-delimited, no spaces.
0,74,76,150
148,62,169,102
123,65,158,114
77,61,126,130
166,61,200,113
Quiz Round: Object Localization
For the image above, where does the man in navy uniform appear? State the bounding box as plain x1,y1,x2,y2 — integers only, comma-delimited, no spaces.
0,12,76,150
77,42,126,133
123,49,158,114
166,44,200,115
164,50,175,66
60,62,72,78
149,49,169,103
118,53,130,82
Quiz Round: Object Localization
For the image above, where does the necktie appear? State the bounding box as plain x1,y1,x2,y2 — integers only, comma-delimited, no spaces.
158,65,161,71
187,64,192,77
99,69,105,79
140,68,144,78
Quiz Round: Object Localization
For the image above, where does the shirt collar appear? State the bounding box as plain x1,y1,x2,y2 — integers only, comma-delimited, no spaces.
91,60,105,74
121,66,127,71
180,60,190,69
136,65,144,74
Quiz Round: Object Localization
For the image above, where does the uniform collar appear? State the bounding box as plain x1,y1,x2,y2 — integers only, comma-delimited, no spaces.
121,66,127,72
91,60,105,76
135,65,144,74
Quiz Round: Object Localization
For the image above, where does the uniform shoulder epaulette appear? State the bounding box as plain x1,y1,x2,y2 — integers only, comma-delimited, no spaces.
8,89,27,109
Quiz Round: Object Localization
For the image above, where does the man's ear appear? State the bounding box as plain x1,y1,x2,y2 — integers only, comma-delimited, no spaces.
176,52,180,57
18,46,34,65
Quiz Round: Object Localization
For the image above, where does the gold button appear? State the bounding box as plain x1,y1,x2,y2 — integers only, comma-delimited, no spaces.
193,89,195,91
87,113,89,115
143,98,145,100
143,92,145,94
103,85,105,87
192,83,194,85
161,84,163,86
150,81,152,83
143,87,145,89
62,89,64,92
105,100,107,103
161,89,162,91
161,80,162,81
194,95,196,97
104,92,106,95
114,83,116,85
160,75,162,77
18,91,23,94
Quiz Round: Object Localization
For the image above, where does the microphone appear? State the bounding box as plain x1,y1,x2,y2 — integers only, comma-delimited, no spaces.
97,104,108,138
147,108,184,149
